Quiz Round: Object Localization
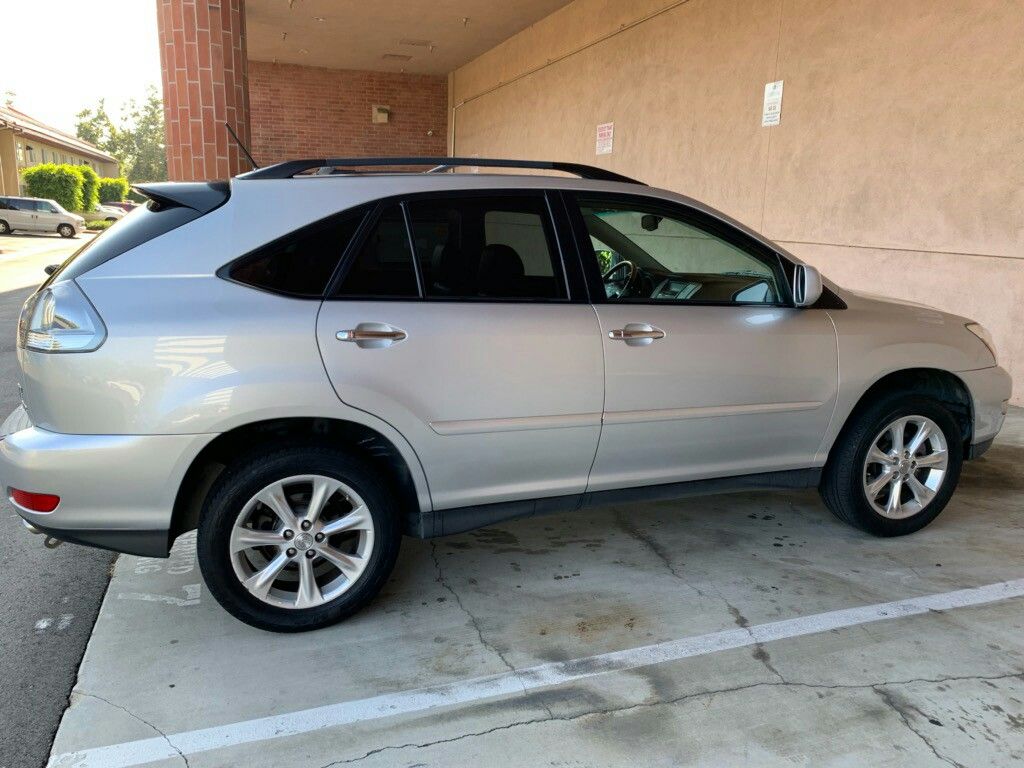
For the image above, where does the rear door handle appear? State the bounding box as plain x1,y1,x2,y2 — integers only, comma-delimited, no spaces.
608,323,666,347
337,322,407,349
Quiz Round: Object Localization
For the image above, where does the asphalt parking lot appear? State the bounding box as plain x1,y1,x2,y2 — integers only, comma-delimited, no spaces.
0,233,113,768
46,411,1024,767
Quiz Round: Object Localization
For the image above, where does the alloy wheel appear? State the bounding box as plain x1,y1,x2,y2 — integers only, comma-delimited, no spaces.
862,415,949,519
229,474,375,609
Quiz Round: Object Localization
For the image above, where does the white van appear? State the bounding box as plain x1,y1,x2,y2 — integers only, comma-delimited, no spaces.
0,196,85,238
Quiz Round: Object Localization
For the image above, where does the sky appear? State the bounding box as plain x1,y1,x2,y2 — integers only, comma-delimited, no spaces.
0,0,162,135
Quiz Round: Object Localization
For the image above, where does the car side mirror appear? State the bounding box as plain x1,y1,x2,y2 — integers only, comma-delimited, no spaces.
44,264,58,276
793,264,823,307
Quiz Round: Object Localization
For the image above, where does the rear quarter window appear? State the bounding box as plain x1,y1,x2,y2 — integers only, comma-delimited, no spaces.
222,204,371,298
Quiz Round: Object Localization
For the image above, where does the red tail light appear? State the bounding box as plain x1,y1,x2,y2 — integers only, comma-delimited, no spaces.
9,488,60,513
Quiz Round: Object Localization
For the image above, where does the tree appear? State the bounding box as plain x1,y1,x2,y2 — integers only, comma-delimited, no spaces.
76,86,167,184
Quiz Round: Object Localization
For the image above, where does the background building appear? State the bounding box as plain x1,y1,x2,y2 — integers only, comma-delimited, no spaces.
0,105,119,196
155,0,1022,401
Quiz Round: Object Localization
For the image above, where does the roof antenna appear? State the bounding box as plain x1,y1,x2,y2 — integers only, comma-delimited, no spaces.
225,122,259,170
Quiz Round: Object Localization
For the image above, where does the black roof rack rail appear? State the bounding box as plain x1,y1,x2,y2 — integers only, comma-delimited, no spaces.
235,157,644,185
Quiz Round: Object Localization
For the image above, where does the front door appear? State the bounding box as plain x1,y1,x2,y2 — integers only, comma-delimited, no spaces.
568,192,838,492
34,200,61,233
317,192,604,511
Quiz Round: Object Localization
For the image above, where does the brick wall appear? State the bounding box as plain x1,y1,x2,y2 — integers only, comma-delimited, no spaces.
248,61,448,164
157,0,251,181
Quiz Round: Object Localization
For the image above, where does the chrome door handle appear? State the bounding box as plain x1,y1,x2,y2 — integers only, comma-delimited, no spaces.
336,322,407,349
608,323,665,346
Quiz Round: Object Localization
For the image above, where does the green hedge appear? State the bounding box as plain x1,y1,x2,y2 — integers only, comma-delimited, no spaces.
98,177,130,203
21,164,84,212
86,219,115,232
76,165,99,211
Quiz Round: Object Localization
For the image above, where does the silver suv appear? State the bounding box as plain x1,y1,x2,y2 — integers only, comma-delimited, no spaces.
1,158,1011,632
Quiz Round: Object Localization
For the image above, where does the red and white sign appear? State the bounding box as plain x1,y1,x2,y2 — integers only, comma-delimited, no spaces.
596,122,614,155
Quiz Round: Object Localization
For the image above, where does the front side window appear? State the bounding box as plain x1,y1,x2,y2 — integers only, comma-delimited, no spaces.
227,205,368,297
406,194,565,300
577,196,784,305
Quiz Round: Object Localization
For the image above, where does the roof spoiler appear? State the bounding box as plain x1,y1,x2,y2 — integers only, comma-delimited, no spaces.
132,181,230,214
236,157,644,185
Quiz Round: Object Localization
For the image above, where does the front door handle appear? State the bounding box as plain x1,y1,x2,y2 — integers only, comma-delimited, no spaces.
337,322,407,349
608,323,666,347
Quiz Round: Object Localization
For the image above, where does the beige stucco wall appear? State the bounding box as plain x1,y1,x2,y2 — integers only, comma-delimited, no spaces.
450,0,1024,402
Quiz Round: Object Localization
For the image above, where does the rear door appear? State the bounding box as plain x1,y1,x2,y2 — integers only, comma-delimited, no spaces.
567,192,838,492
316,191,604,511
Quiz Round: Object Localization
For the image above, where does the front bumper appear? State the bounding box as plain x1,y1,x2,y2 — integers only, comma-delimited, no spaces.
959,365,1012,450
0,406,215,557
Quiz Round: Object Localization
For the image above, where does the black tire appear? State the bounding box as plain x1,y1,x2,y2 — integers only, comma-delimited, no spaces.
105,217,117,222
0,219,10,235
197,445,401,632
820,392,963,536
57,224,75,238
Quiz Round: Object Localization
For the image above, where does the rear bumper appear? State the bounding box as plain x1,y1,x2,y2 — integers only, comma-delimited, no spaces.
959,365,1012,449
0,406,215,557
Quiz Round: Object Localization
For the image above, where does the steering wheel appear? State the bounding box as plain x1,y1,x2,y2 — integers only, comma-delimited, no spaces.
602,260,637,299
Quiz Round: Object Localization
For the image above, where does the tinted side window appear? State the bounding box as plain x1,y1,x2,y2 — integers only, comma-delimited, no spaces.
0,198,10,210
333,205,419,298
407,194,565,300
228,206,368,297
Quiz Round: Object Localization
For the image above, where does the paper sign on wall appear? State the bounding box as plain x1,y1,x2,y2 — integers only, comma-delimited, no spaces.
762,81,784,127
596,122,614,155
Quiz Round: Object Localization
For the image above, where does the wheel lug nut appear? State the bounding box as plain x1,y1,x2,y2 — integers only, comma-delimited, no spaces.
286,548,297,557
301,520,312,531
314,532,325,543
305,549,316,559
283,529,294,540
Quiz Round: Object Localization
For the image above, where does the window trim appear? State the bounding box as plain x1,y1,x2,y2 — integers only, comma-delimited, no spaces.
323,188,584,304
563,191,797,309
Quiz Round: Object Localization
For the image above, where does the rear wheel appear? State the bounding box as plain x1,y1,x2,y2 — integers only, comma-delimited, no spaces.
197,446,401,631
57,224,75,238
820,393,963,536
0,219,10,234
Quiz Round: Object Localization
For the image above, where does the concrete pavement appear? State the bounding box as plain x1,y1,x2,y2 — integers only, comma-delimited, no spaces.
0,232,113,768
47,410,1024,767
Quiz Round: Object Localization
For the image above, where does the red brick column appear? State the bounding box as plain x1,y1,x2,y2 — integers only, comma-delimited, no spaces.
157,0,251,181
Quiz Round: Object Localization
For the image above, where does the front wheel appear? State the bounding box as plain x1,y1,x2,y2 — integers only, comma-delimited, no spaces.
197,446,401,631
820,394,963,536
57,224,75,238
0,219,10,235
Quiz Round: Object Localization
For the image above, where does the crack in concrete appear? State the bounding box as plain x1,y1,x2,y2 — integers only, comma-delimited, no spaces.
429,541,553,721
320,671,1023,766
613,510,706,596
611,510,787,683
872,686,967,768
720,597,786,683
74,691,189,768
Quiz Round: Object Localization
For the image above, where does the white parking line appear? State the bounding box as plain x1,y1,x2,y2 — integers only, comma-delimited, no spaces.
49,577,1024,768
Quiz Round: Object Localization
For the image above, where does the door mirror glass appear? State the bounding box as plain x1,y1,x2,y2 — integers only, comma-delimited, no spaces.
793,264,823,307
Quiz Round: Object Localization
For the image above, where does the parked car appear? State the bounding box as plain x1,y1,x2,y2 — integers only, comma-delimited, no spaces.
100,201,138,213
93,204,126,221
0,158,1011,632
0,195,84,238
